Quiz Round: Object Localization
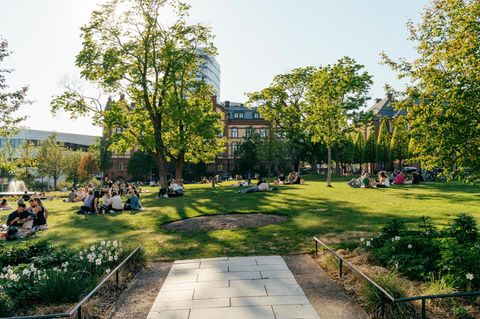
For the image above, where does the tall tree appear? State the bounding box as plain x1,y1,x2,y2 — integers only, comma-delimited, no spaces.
390,116,409,169
247,67,316,172
51,0,223,189
88,138,112,179
364,128,376,172
78,152,99,182
0,38,29,137
382,0,480,175
36,135,67,190
306,57,372,187
64,149,83,188
353,131,366,168
16,141,37,187
376,119,391,169
0,140,16,183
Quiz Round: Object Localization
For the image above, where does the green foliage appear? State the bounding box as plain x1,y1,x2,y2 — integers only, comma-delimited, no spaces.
15,141,37,187
63,149,83,187
452,306,473,319
382,0,480,177
364,128,376,165
52,0,223,188
0,290,14,316
359,271,411,317
89,137,112,175
0,240,52,269
306,57,372,185
77,152,98,181
363,214,480,289
36,135,69,189
127,151,157,181
422,276,456,309
353,131,366,165
376,119,391,168
389,116,409,166
0,37,29,137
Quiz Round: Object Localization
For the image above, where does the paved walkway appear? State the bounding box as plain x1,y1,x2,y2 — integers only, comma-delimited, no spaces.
147,256,320,319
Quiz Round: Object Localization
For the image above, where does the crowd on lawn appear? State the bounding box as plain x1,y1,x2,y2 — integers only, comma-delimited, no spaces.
348,170,425,189
0,192,49,241
231,171,304,194
68,180,144,214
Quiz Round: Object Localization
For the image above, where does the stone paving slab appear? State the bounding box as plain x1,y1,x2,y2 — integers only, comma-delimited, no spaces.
147,256,320,319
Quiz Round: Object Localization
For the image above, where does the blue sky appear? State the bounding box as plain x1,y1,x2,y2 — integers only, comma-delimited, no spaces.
0,0,427,136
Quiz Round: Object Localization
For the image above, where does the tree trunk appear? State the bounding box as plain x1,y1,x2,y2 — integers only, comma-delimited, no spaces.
53,176,58,190
311,143,319,174
335,146,340,175
326,146,333,187
175,159,183,183
156,152,168,190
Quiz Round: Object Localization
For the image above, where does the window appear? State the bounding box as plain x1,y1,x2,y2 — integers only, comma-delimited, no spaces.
260,128,267,137
245,128,253,138
254,112,260,119
231,128,238,138
231,143,238,155
233,112,239,119
233,112,244,119
238,112,244,119
217,164,224,171
117,162,125,171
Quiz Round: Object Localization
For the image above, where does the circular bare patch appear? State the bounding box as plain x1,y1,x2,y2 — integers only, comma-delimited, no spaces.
162,213,289,232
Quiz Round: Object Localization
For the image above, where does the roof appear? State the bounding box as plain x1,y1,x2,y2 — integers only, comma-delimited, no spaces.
367,95,407,119
8,129,99,147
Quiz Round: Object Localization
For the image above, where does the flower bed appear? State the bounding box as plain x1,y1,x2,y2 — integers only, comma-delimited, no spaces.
0,240,139,317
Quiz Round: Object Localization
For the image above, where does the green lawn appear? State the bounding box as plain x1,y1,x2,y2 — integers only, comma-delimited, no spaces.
2,175,480,260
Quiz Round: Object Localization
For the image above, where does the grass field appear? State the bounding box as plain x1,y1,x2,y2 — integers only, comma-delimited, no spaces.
2,175,480,260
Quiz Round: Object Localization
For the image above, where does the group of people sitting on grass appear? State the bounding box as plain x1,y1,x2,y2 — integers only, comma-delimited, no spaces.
348,170,425,189
159,179,185,198
72,182,143,214
274,171,302,185
0,195,49,241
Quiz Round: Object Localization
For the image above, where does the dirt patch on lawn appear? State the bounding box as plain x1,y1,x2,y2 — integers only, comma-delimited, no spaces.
162,213,289,232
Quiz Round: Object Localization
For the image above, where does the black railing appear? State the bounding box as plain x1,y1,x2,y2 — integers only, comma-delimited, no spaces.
314,237,480,319
1,245,143,319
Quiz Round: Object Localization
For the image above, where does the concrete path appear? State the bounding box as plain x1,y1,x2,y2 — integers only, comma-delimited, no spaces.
147,256,320,319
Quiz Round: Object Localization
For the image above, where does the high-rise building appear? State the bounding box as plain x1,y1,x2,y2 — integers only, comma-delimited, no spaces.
197,51,221,99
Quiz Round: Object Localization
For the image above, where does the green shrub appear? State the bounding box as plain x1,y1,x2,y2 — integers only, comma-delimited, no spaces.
445,213,478,244
0,290,15,317
0,240,52,269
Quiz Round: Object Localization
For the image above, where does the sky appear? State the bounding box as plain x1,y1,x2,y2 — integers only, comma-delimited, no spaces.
0,0,427,136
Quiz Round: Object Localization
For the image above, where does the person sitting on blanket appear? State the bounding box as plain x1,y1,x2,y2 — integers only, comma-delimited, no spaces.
376,171,390,188
7,203,35,229
393,171,406,184
32,198,48,230
66,189,77,203
168,182,184,197
80,190,95,213
124,191,141,211
0,198,12,210
110,192,123,212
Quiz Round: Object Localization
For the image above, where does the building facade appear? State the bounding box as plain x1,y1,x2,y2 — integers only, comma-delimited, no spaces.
210,100,270,175
197,51,221,99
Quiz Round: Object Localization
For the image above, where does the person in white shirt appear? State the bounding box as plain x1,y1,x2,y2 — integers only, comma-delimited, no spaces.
110,192,123,212
258,182,269,192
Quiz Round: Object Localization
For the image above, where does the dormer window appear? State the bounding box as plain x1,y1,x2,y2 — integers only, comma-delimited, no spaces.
253,112,260,119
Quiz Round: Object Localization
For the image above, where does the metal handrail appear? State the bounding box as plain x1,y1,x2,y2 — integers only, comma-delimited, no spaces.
313,237,480,319
1,245,143,319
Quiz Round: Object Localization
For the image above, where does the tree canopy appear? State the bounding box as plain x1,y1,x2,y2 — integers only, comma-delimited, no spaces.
382,0,480,175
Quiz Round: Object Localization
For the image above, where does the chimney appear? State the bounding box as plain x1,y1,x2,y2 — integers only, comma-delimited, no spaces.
386,93,393,100
375,98,382,103
224,101,230,107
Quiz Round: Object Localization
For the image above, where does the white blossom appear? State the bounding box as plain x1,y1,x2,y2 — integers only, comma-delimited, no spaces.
466,273,474,281
407,244,413,249
360,238,365,242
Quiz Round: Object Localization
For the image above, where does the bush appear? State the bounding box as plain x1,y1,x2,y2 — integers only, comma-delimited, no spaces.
0,240,52,269
445,213,478,244
0,290,14,317
452,306,473,319
422,276,456,309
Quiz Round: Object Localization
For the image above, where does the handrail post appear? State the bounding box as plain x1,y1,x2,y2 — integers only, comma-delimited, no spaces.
116,269,119,289
339,259,343,278
315,240,318,257
421,299,426,319
77,306,82,319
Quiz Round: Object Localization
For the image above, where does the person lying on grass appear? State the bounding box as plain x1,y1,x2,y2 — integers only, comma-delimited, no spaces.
238,181,278,193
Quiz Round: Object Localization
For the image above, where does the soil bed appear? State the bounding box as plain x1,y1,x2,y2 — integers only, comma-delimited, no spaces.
162,213,289,232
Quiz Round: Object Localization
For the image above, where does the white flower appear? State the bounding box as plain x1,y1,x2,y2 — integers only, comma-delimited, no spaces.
407,244,413,249
105,268,111,274
95,258,102,266
62,262,69,268
101,241,106,246
360,238,365,242
366,241,371,247
466,273,474,281
394,236,401,241
113,241,118,248
90,245,95,251
108,256,113,262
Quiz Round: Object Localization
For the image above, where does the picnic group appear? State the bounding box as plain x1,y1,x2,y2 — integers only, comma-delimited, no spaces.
0,191,49,241
348,169,425,189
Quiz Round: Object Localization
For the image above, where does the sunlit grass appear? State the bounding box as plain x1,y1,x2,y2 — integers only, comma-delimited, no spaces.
2,175,479,260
